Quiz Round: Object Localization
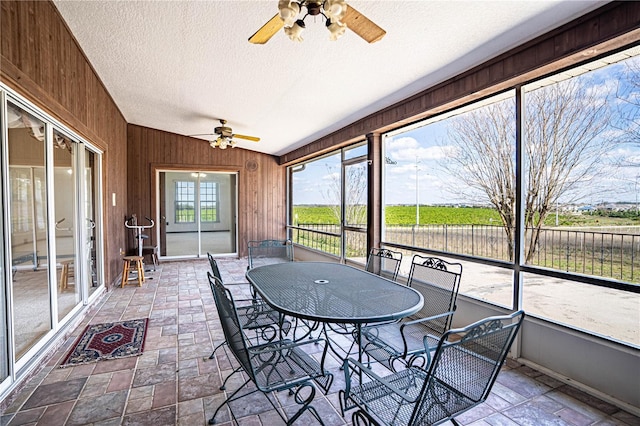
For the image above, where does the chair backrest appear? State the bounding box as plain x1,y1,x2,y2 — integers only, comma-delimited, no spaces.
207,252,223,282
407,255,462,333
207,272,255,382
247,239,293,269
411,311,525,425
365,248,402,281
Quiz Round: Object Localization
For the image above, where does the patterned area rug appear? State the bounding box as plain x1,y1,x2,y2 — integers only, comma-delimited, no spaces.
60,318,149,367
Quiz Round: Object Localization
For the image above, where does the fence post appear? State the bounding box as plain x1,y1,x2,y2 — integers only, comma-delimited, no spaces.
412,225,416,247
445,224,448,252
471,225,475,256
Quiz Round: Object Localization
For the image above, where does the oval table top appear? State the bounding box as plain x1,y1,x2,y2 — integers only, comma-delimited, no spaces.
246,261,424,324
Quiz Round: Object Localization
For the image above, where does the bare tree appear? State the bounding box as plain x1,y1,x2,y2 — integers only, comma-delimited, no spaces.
615,56,640,150
444,77,613,262
323,162,367,226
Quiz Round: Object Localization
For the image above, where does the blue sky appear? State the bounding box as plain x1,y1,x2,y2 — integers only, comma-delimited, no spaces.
293,53,640,208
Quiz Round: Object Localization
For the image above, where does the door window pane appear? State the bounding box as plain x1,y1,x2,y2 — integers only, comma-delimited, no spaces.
290,152,342,256
162,171,236,257
175,181,195,223
53,129,79,320
200,181,218,222
7,102,52,359
344,161,368,263
344,162,367,228
85,149,101,296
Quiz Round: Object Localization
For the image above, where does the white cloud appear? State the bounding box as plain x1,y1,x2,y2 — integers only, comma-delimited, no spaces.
386,137,453,162
322,172,340,181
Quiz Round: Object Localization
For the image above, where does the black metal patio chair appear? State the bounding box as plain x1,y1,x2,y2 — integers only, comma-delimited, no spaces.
246,240,320,341
247,239,294,270
341,311,525,426
361,254,462,371
207,254,290,362
207,273,333,425
365,247,402,281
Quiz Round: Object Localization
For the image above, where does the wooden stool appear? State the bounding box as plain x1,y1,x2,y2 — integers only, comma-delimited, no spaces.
59,260,73,291
121,255,145,287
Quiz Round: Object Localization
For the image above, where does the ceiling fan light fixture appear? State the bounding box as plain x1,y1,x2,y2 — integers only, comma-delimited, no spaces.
278,0,300,27
285,20,305,42
195,119,260,150
250,1,385,44
327,19,346,40
324,0,347,21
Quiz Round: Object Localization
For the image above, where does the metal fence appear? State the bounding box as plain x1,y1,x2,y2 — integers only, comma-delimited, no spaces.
293,223,640,283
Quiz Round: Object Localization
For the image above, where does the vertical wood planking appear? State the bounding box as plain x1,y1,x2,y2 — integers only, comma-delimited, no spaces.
127,125,286,258
1,0,128,287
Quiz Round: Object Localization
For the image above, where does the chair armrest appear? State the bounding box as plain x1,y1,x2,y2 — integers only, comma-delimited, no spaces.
342,358,420,404
397,311,454,358
248,337,325,355
401,310,455,327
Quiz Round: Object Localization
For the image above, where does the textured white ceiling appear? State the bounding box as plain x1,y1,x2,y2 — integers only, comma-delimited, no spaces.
53,0,608,156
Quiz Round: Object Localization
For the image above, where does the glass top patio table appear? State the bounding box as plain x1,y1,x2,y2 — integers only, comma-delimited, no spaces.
246,262,424,325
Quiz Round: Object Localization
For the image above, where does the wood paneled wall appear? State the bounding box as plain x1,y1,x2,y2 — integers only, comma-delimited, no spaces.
127,125,286,258
1,0,128,286
279,2,640,165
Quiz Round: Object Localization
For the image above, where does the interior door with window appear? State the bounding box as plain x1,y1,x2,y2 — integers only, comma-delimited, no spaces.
159,170,237,258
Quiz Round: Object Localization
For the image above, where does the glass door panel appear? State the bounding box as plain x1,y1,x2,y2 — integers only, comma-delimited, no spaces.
53,130,79,320
84,149,101,296
7,103,52,359
0,100,7,382
163,171,199,256
159,171,236,258
343,160,368,263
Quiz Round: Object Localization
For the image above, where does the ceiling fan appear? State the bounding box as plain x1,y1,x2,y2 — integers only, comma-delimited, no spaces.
190,119,260,149
249,0,386,44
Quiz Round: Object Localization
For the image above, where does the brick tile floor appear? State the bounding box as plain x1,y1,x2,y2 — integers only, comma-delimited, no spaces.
1,258,638,425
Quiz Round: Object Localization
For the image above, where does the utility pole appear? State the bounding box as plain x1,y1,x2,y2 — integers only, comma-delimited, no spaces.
415,157,421,226
635,175,640,214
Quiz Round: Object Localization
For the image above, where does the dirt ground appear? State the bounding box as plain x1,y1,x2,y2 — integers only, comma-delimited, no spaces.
396,256,639,346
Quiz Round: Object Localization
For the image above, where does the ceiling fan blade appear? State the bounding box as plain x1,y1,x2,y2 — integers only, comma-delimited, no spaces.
233,134,260,142
188,133,215,137
343,5,386,44
249,14,284,44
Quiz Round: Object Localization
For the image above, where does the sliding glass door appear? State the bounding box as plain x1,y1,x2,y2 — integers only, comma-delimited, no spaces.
3,97,104,366
159,170,237,258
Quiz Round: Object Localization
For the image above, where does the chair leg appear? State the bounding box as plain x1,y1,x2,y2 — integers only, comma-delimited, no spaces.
121,261,129,288
286,383,321,425
219,365,242,391
208,378,254,425
209,341,226,359
136,259,144,285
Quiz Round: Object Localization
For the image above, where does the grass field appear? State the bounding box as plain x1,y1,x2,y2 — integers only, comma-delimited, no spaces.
292,205,640,227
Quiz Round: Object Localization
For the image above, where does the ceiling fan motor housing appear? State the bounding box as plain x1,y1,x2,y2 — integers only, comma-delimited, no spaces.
306,1,323,15
214,125,233,138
